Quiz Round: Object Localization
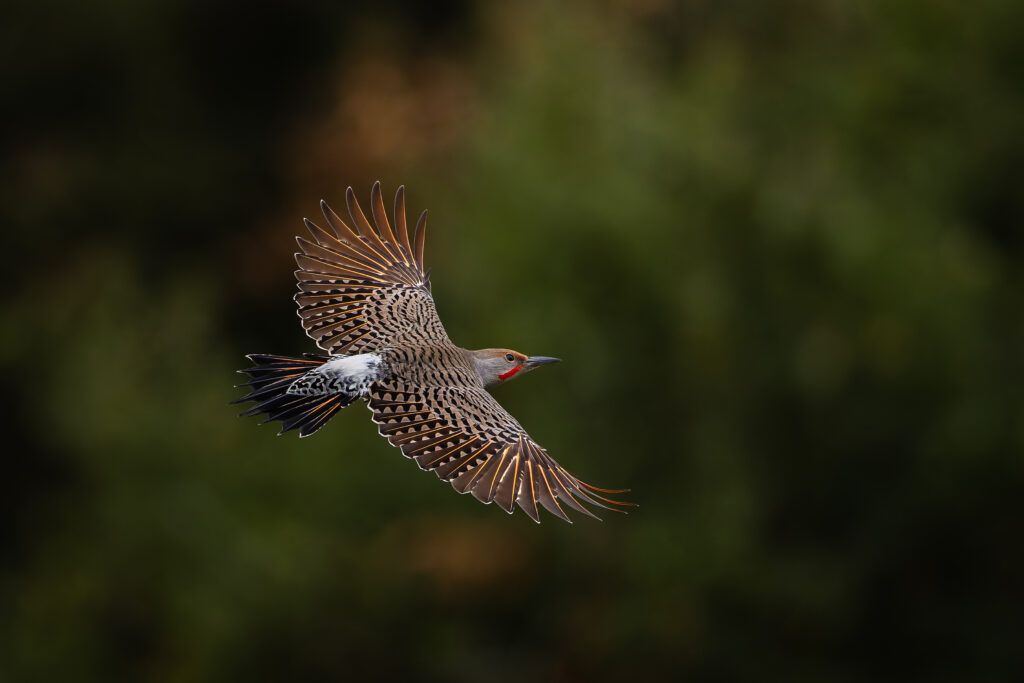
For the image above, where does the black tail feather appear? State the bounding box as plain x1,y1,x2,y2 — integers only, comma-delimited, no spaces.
233,353,354,437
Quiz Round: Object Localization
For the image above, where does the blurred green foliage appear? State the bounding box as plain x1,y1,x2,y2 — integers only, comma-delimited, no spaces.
2,1,1022,681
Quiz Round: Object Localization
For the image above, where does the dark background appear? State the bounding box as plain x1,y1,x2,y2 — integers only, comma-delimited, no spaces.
3,1,1022,681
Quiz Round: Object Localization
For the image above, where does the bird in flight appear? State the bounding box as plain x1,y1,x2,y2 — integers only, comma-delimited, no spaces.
234,182,631,522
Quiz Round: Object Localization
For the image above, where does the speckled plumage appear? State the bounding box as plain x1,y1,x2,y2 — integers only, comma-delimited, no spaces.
235,183,630,522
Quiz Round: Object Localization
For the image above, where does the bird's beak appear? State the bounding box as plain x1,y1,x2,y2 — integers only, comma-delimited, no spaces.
524,356,561,368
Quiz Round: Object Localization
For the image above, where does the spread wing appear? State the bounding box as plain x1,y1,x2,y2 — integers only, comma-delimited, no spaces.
368,381,631,523
294,182,451,355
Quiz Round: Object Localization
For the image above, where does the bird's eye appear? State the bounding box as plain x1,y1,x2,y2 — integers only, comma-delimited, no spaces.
504,353,515,362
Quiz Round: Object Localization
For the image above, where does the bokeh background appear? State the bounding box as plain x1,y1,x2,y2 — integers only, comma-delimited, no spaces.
3,1,1022,681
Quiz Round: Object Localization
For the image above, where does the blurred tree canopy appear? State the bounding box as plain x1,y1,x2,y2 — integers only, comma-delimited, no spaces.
2,0,1022,681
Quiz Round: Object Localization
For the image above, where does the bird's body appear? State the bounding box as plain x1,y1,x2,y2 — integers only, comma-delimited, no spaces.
235,182,629,522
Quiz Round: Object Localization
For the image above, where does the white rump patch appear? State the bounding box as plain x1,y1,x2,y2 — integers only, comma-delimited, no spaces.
319,353,381,380
286,353,383,396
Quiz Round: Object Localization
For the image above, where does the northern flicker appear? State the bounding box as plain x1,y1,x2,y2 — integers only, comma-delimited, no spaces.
234,182,630,522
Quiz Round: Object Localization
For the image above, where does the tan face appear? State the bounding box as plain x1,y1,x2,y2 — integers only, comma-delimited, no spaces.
471,348,561,389
495,350,530,382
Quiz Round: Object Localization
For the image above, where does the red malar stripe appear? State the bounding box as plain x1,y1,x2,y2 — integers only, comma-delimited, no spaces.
498,365,522,381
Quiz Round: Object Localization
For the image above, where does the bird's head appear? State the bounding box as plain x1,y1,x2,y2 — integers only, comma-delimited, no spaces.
470,348,561,389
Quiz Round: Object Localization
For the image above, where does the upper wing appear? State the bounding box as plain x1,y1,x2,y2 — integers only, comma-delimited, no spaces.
295,182,451,355
368,380,631,523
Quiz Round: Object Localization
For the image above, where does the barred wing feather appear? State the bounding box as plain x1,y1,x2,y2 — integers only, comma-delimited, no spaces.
368,382,630,522
295,182,451,355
